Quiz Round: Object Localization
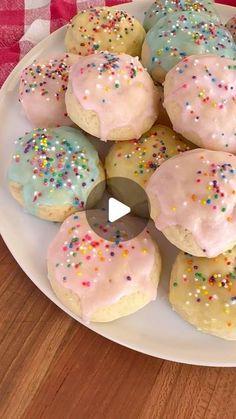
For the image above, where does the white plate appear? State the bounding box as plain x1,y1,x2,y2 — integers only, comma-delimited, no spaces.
0,1,236,367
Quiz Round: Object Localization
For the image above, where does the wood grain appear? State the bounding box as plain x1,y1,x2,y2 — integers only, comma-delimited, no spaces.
1,236,236,419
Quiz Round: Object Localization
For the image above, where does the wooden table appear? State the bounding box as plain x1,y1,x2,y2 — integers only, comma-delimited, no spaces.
1,236,236,419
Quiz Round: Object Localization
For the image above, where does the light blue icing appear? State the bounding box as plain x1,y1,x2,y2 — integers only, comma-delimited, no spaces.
8,126,102,216
143,11,236,74
143,0,220,32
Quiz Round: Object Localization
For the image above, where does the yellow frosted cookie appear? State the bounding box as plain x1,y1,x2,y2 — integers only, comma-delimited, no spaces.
170,249,236,340
65,7,146,57
105,124,194,188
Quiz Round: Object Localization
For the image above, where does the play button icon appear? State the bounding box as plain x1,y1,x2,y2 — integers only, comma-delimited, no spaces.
85,177,150,242
108,198,130,222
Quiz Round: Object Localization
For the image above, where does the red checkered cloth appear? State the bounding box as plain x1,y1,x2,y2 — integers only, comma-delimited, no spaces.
0,0,234,87
0,0,132,87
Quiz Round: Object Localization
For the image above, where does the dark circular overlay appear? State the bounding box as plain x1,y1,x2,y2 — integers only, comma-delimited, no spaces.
85,177,150,242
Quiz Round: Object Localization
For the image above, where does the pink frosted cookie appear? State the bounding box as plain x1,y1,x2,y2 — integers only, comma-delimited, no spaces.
226,15,236,42
19,54,78,127
47,210,161,322
65,52,159,141
146,149,236,258
164,55,236,153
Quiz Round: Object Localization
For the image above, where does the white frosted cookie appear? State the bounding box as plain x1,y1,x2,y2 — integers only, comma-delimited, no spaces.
146,148,236,258
170,249,236,340
48,210,161,322
19,54,78,127
65,7,146,57
164,55,236,153
65,52,159,141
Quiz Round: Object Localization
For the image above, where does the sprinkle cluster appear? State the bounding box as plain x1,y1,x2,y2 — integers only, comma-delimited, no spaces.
55,213,151,287
109,126,192,185
70,8,135,55
173,250,236,327
19,55,70,102
193,161,236,214
147,11,236,72
178,57,235,114
78,53,144,101
11,128,96,208
146,0,217,19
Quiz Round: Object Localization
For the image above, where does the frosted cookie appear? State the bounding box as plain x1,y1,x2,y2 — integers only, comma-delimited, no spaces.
143,0,220,32
65,52,159,141
141,11,236,83
226,15,236,42
105,124,194,189
65,7,146,57
146,149,236,258
47,210,161,322
164,55,236,153
170,249,236,340
8,127,105,222
19,54,78,128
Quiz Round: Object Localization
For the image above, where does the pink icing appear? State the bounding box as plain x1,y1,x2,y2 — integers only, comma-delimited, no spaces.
146,149,236,257
164,55,236,152
48,211,157,321
69,52,159,140
19,53,78,127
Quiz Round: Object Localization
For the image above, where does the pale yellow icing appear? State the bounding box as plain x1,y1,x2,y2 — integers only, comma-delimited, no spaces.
65,7,145,57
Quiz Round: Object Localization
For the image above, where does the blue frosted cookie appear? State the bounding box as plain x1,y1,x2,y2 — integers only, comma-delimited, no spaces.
143,0,220,32
8,126,105,221
141,11,236,82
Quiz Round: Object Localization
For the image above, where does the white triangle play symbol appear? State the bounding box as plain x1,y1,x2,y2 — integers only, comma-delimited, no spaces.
108,197,131,223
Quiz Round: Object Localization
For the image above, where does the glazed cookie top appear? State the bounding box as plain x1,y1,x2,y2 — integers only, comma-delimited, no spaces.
226,15,236,42
170,250,236,333
164,55,236,152
146,148,236,257
142,11,236,75
48,211,158,321
106,124,194,187
65,7,146,57
8,127,102,215
19,54,78,127
143,0,220,32
69,52,159,140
